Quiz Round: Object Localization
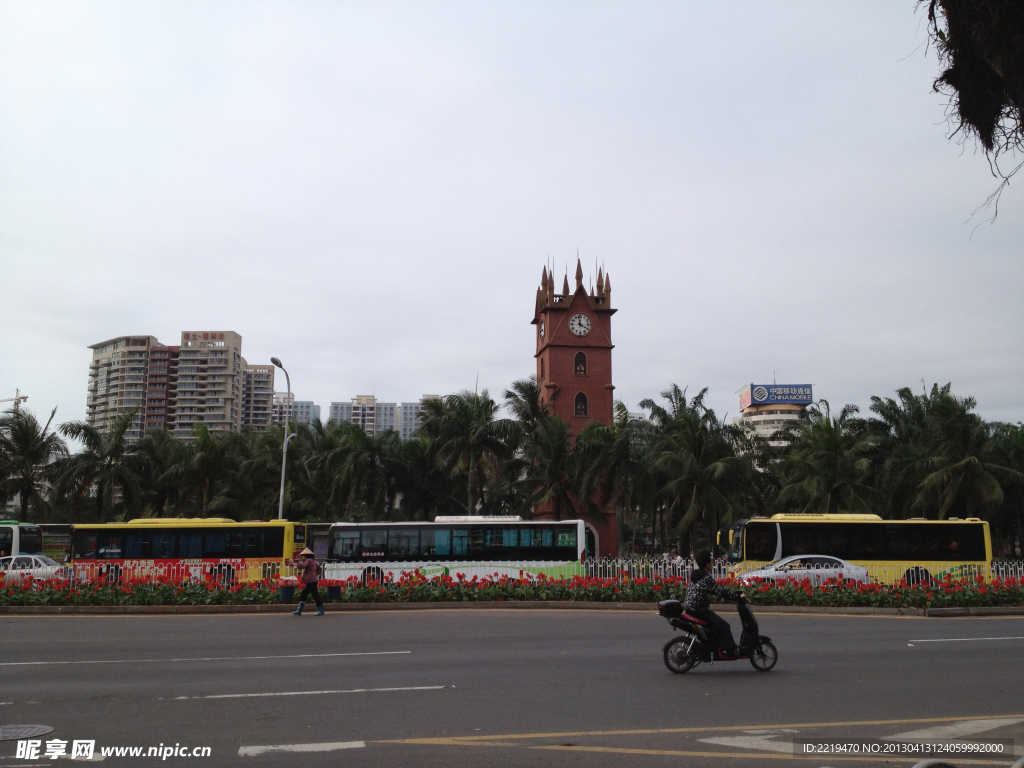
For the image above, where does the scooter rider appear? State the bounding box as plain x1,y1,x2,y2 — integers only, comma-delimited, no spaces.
683,550,746,656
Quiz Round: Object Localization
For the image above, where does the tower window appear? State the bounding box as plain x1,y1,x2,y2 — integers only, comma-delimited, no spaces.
540,358,544,381
574,352,587,376
574,392,588,417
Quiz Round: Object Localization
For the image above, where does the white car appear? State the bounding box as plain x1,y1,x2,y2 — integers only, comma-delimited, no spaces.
0,555,74,583
741,555,869,586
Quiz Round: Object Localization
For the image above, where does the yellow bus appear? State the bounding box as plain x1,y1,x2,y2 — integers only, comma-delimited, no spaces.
719,513,992,585
70,519,306,584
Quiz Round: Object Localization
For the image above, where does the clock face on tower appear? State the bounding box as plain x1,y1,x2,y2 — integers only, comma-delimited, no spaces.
569,313,592,336
539,320,545,341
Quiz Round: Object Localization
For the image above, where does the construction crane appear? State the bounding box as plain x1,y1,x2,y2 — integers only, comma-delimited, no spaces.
0,389,28,412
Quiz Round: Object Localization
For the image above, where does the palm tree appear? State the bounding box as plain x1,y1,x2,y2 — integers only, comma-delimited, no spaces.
58,408,147,523
777,401,876,515
576,402,656,555
911,387,1024,519
420,390,518,513
396,435,462,520
516,413,578,520
133,429,188,517
162,423,245,517
504,376,548,435
334,425,404,521
644,391,748,556
0,408,68,522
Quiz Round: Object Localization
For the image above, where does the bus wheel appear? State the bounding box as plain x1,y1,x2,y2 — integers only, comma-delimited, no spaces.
361,566,385,585
903,567,932,586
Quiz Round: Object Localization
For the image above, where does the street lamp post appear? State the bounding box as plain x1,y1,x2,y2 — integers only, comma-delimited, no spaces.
271,357,296,520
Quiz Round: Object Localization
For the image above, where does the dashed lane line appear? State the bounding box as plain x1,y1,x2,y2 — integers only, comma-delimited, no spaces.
238,741,365,756
174,685,446,700
0,651,410,667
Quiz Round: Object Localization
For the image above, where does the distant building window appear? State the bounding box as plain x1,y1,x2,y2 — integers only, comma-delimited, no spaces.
574,392,588,417
574,352,587,376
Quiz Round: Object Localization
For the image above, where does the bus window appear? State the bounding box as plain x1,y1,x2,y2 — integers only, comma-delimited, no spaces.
98,535,123,559
331,531,360,560
729,527,743,561
519,529,533,547
501,528,518,547
388,529,420,559
293,525,305,544
466,528,486,556
180,531,203,558
585,528,596,558
541,529,553,548
425,528,450,557
18,526,42,555
745,523,777,561
0,528,12,557
73,533,98,559
361,529,386,558
452,529,468,556
260,528,284,558
556,529,576,548
204,532,227,557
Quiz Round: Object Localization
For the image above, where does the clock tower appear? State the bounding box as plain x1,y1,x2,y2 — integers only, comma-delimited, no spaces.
532,258,617,556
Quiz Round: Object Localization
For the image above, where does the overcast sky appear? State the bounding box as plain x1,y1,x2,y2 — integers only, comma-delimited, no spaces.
2,1,1022,430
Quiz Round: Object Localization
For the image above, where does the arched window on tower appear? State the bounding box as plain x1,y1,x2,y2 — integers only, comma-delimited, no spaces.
574,392,588,417
540,358,544,381
574,352,587,376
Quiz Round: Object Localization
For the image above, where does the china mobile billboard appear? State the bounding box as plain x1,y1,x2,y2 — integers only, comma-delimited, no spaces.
740,384,813,407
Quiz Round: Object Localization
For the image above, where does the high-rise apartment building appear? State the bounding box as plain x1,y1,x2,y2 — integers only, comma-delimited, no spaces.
87,336,162,443
271,393,320,426
144,344,179,434
173,331,244,437
329,396,397,435
242,364,275,431
293,401,321,426
399,396,439,441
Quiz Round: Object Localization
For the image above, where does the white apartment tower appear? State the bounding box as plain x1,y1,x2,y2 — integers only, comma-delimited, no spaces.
242,364,275,431
174,331,244,437
86,336,162,443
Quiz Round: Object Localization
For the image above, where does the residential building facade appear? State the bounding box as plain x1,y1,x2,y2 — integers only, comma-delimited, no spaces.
86,335,162,443
398,396,439,441
174,331,244,437
329,396,397,435
242,364,275,431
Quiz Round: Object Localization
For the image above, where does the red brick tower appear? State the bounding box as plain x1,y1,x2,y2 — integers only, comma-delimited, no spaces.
532,258,617,556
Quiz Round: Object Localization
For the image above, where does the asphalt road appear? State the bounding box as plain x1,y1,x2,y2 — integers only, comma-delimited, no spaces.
1,609,1022,768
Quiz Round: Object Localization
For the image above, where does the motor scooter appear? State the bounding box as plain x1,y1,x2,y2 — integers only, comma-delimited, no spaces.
657,597,778,673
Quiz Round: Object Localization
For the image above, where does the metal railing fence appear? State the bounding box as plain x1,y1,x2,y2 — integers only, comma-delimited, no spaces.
27,557,1024,587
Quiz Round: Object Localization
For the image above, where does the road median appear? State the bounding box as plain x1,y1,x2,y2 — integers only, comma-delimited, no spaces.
6,602,1019,616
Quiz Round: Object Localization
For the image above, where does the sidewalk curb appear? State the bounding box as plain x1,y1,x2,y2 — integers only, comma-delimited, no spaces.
3,602,1019,616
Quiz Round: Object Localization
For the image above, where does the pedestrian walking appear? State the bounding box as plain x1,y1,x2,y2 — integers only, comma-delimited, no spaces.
288,547,324,616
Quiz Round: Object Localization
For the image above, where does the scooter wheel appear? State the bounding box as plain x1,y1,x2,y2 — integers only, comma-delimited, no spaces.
663,638,697,674
749,641,778,672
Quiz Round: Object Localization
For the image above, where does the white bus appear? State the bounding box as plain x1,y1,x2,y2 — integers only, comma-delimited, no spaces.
322,517,598,582
0,521,43,558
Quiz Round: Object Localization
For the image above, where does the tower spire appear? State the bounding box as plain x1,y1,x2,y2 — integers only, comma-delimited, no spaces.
575,258,583,290
561,272,569,296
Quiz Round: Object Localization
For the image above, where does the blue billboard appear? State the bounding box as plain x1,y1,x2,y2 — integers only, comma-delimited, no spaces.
740,384,813,408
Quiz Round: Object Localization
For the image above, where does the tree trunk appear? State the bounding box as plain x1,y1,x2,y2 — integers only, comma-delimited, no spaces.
20,488,29,523
615,503,624,557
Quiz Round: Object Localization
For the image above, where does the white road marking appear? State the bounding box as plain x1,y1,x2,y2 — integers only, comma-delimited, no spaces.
239,741,365,757
909,636,1024,643
177,685,446,700
698,735,794,754
892,718,1024,740
0,651,410,667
